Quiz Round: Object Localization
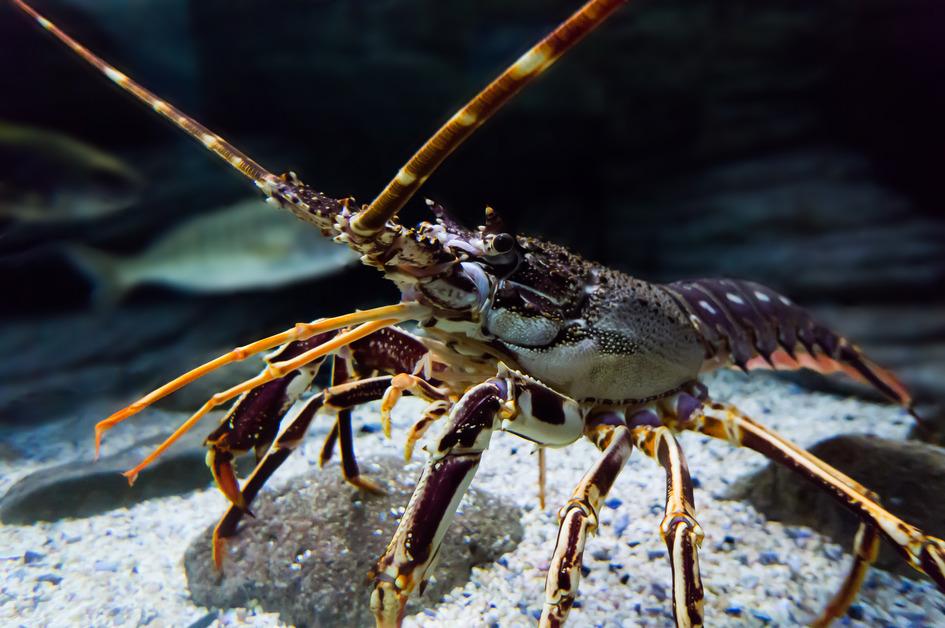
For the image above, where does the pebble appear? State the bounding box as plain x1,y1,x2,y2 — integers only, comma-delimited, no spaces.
23,550,44,564
613,512,630,536
752,609,773,623
785,527,812,540
759,550,780,565
93,560,118,572
823,545,844,561
847,603,863,621
651,582,667,601
36,573,62,585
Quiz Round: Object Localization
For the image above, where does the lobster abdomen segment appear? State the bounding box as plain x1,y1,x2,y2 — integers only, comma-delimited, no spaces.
663,278,912,409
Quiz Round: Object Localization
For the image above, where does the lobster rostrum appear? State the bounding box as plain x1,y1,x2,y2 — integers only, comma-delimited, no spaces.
15,0,945,626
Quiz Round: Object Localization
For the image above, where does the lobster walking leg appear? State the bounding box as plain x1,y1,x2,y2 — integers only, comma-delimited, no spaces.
629,425,705,628
812,523,880,628
541,421,633,627
370,379,503,626
402,399,451,462
212,375,395,568
205,332,338,509
321,326,452,470
330,356,384,494
380,373,452,438
94,303,425,455
122,319,397,483
685,401,945,600
372,367,584,626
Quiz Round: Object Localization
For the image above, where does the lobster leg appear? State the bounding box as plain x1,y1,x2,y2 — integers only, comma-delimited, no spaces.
541,420,633,627
380,373,452,438
322,327,453,471
370,379,506,627
212,375,395,568
684,401,945,607
331,355,384,494
402,399,451,462
318,420,340,467
94,302,425,456
629,425,705,628
122,319,397,484
214,357,452,566
372,367,585,627
204,333,338,509
812,522,880,628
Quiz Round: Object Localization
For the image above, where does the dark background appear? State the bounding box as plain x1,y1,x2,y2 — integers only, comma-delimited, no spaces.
1,0,943,430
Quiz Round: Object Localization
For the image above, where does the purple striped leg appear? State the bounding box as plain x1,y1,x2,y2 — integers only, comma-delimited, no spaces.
372,367,586,627
686,401,945,609
812,522,880,628
541,418,634,627
630,425,704,628
380,372,452,438
204,332,339,510
370,379,505,627
322,355,385,493
320,326,449,482
212,375,395,568
402,399,451,462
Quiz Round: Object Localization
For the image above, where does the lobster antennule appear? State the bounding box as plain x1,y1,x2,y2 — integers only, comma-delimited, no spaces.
665,278,915,411
350,0,628,236
11,0,279,192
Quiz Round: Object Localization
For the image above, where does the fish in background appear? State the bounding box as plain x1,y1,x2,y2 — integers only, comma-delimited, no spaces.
0,121,143,222
68,198,359,302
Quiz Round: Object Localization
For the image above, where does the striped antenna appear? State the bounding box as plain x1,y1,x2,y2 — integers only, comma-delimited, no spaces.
351,0,627,235
12,0,278,192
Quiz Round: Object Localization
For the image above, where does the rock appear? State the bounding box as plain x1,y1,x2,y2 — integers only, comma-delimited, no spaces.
184,456,523,627
0,422,228,524
728,434,945,579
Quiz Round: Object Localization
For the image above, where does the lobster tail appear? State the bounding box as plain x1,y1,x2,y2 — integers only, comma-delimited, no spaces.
664,278,913,410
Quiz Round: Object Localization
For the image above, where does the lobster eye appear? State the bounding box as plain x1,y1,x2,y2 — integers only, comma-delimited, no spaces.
492,233,515,254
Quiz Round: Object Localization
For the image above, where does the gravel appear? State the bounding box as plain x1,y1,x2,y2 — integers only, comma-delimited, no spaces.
2,370,944,627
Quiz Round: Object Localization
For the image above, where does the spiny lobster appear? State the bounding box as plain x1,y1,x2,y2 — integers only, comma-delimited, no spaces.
14,0,945,626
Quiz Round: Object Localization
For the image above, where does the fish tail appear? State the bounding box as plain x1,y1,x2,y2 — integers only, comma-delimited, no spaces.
66,244,126,307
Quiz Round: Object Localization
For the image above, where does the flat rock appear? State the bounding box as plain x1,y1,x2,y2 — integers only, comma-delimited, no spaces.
0,423,214,524
728,434,945,579
184,456,523,627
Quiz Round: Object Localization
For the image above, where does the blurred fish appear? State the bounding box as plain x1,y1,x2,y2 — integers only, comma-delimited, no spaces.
0,120,142,222
68,199,359,300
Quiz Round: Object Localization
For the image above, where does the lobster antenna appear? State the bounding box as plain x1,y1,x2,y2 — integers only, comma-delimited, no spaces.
12,0,278,193
351,0,627,235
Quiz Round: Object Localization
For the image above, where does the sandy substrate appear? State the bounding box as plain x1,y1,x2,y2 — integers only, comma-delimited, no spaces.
2,370,943,627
